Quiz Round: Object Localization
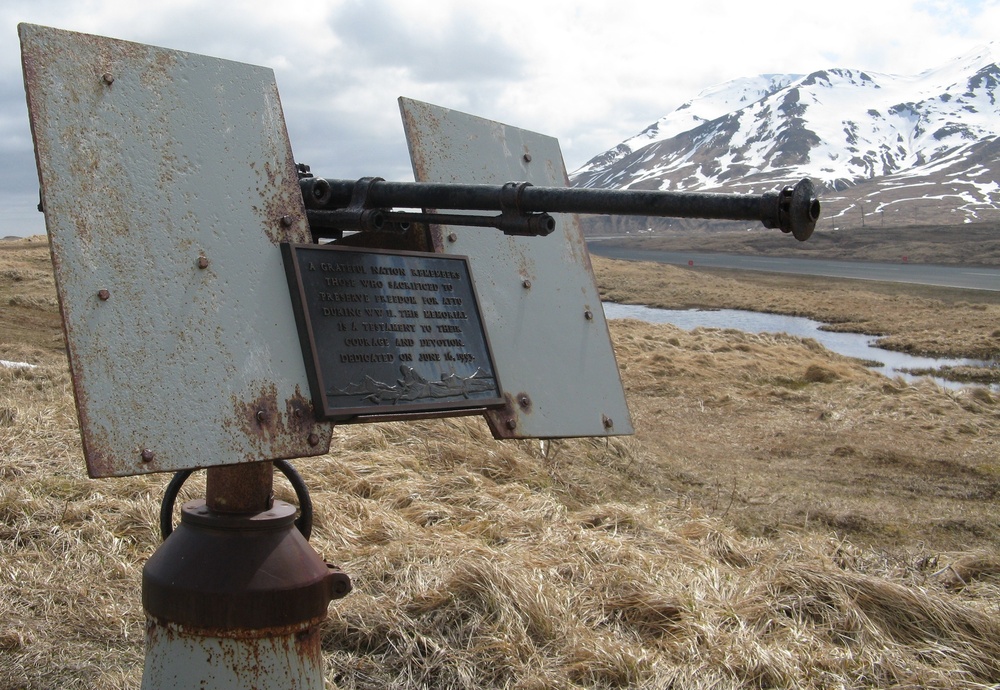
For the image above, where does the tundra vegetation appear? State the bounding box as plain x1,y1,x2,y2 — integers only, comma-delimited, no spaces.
2,237,999,689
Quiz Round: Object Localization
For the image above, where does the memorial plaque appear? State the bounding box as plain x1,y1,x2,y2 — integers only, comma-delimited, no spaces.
282,244,503,420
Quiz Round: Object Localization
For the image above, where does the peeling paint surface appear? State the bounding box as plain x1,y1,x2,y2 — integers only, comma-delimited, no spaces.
399,98,632,438
20,24,333,476
142,618,324,690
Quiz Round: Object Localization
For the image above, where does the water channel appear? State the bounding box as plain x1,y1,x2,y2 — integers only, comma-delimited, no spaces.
601,302,996,390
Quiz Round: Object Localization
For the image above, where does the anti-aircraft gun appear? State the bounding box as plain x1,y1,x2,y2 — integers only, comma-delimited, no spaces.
297,172,819,241
279,171,819,426
20,22,822,690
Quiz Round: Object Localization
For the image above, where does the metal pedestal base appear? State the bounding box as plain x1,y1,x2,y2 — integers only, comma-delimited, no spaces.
140,497,349,689
141,618,325,690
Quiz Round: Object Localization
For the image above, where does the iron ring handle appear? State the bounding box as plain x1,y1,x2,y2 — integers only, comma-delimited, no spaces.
158,460,313,541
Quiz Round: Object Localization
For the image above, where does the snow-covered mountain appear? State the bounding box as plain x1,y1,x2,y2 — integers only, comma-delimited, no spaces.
572,44,1000,230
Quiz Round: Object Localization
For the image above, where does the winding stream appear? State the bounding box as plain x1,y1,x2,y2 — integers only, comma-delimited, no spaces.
602,303,995,390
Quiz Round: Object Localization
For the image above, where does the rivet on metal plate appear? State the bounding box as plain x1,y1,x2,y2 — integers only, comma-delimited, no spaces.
602,415,614,429
256,410,267,424
101,72,114,85
506,419,517,430
307,433,320,447
280,215,294,227
97,289,111,301
141,449,155,462
584,310,594,320
197,256,209,269
523,153,532,163
522,279,531,289
447,233,458,243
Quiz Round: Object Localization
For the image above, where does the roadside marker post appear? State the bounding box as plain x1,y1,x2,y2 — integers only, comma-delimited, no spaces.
20,23,818,688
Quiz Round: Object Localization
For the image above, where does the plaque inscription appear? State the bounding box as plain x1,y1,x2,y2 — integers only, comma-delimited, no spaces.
282,244,503,420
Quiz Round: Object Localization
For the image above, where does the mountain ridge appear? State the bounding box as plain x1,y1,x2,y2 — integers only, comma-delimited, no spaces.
572,43,1000,231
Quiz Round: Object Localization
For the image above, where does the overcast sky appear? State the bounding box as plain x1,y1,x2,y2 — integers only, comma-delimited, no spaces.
2,0,998,237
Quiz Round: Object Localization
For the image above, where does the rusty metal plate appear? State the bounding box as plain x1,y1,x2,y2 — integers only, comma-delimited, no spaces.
281,244,503,420
20,24,333,477
400,98,633,438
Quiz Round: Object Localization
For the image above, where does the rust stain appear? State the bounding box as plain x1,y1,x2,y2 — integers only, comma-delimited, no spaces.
513,238,537,286
515,391,533,414
252,153,308,247
295,625,324,670
400,104,431,183
77,399,111,478
147,614,328,641
234,382,282,447
485,393,520,439
206,462,274,514
427,225,447,253
285,385,327,445
231,383,330,461
565,213,597,275
402,101,451,254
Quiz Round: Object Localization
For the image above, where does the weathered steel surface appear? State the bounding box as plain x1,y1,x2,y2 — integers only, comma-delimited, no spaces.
205,463,274,514
19,24,333,476
400,98,633,438
141,618,324,690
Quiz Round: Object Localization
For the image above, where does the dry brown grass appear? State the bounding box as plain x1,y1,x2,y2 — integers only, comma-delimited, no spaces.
3,238,1000,688
0,237,64,358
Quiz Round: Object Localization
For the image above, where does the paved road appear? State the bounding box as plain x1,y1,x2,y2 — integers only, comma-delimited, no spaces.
587,242,1000,292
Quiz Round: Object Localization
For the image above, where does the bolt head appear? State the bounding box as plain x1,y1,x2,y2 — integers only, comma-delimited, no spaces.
280,215,294,227
140,449,154,462
506,419,517,430
97,289,111,301
522,279,532,289
523,153,532,163
256,410,266,423
584,310,594,320
101,73,115,85
197,256,209,269
307,432,320,447
447,233,458,243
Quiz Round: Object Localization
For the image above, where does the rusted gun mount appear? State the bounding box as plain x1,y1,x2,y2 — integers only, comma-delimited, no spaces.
18,18,831,688
300,174,821,242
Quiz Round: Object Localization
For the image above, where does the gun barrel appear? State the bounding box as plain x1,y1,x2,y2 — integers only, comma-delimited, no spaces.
301,177,820,241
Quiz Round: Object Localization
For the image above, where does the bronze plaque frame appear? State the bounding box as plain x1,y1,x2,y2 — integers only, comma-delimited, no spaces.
282,243,504,421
